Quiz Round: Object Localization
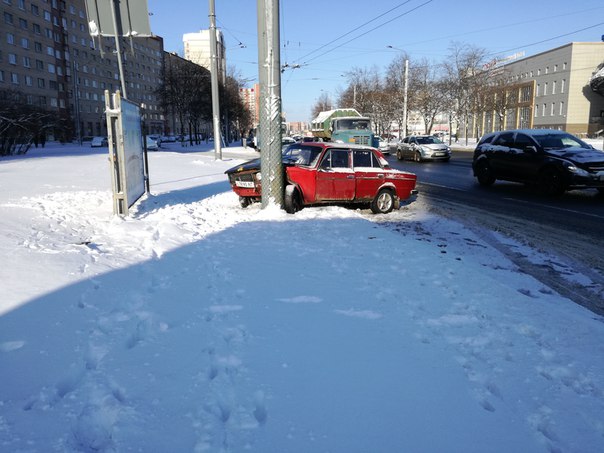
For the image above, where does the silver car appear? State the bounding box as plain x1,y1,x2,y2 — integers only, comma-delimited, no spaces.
396,135,451,162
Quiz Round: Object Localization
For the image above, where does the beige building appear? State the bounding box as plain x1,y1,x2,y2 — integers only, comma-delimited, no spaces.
183,29,226,84
478,42,604,137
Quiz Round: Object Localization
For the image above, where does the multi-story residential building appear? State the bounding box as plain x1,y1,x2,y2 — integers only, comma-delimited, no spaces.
0,0,165,141
183,29,226,84
476,42,604,137
239,83,258,128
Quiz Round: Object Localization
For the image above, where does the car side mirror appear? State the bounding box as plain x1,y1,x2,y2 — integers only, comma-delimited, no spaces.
525,145,538,153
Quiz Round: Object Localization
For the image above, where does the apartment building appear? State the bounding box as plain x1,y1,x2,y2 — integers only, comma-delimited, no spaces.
183,29,226,84
0,0,165,141
239,83,258,128
478,42,604,137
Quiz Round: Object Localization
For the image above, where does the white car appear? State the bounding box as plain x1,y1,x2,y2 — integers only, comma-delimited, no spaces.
145,136,159,151
90,136,107,147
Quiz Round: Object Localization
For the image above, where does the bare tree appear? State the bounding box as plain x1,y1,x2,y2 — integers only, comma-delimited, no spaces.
442,42,488,143
311,92,333,119
408,59,448,135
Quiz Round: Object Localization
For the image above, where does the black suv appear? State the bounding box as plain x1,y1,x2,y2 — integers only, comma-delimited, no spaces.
472,129,604,195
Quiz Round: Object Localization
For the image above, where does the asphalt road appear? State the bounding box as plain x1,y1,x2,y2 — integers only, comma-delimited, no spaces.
386,148,604,316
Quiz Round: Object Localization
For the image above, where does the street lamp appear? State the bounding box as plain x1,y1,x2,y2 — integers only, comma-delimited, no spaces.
387,46,408,138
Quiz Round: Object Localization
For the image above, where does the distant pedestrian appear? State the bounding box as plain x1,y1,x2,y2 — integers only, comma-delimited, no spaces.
40,133,46,148
33,134,39,148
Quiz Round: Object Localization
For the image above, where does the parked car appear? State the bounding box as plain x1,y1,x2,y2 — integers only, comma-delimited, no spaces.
161,135,177,143
148,135,162,147
472,129,604,195
225,142,417,214
145,135,159,151
396,135,451,162
90,136,108,147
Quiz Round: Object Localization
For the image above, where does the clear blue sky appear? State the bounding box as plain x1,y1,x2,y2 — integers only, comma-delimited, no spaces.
147,0,604,122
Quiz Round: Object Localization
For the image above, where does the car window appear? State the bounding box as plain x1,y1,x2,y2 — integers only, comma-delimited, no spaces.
513,133,536,149
493,132,514,147
417,136,442,145
320,149,350,169
287,145,322,166
353,149,382,168
533,133,590,149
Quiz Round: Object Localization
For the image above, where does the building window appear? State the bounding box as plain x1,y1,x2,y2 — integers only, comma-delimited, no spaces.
8,53,17,65
559,101,564,116
0,70,4,82
37,78,45,88
543,82,548,95
44,11,51,21
36,60,44,70
25,75,32,86
536,84,540,96
19,18,27,29
34,41,42,52
563,62,567,70
552,80,556,94
542,103,546,116
31,4,39,15
33,23,41,34
4,12,14,25
11,72,19,84
23,56,30,67
551,102,555,116
561,79,565,93
48,63,55,73
21,38,29,49
7,32,15,44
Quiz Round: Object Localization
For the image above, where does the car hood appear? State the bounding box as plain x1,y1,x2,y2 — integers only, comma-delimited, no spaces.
225,158,261,174
421,143,448,151
546,147,604,165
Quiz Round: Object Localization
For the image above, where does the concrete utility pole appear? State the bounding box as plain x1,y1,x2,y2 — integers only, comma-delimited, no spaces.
209,0,222,160
257,0,284,208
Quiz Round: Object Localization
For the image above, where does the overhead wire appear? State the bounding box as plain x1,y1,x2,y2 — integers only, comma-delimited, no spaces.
292,0,433,68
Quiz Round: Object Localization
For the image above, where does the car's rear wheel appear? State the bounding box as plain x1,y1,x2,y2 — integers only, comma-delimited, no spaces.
539,167,566,196
284,185,303,214
475,160,496,186
371,189,395,214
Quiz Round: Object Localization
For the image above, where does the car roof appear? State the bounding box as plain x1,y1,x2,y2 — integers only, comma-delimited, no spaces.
297,141,377,151
486,129,568,136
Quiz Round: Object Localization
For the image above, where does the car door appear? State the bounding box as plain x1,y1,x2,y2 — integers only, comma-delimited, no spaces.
315,149,355,201
507,132,543,181
488,132,516,178
353,149,385,201
402,137,414,159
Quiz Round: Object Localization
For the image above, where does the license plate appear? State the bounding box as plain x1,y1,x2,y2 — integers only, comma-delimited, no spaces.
235,180,255,188
434,152,445,157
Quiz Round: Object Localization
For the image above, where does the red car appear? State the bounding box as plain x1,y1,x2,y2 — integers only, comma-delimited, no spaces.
225,142,418,214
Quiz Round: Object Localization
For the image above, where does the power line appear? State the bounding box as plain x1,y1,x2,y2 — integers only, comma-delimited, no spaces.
294,0,433,68
292,1,414,64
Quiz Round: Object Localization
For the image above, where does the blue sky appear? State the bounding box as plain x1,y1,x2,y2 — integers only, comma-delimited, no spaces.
147,0,604,122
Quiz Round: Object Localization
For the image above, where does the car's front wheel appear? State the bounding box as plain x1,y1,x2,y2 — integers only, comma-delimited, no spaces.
539,167,566,196
284,185,303,214
396,149,403,160
414,151,422,162
239,196,252,208
475,160,496,186
371,189,395,214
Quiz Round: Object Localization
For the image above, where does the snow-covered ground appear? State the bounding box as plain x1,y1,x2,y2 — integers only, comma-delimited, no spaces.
1,141,603,452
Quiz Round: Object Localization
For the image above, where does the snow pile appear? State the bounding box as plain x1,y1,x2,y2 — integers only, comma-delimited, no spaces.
0,143,603,452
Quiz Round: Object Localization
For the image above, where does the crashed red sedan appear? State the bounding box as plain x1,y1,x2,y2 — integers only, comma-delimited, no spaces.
225,142,418,214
